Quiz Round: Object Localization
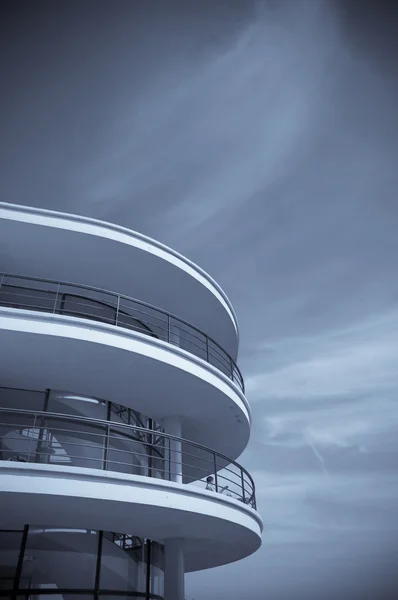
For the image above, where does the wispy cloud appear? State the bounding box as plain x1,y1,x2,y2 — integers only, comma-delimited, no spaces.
247,310,398,402
2,1,398,599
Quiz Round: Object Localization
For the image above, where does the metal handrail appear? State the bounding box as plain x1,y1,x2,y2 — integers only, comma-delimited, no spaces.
0,407,256,509
0,272,244,392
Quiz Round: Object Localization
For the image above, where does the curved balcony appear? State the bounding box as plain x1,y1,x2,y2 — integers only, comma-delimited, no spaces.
0,202,239,359
0,407,256,509
0,273,244,392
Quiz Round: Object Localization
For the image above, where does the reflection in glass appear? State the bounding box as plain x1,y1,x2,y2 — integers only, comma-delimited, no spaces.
0,527,163,599
0,529,24,591
0,387,46,412
0,389,165,477
101,533,146,593
48,391,107,421
149,541,165,597
19,528,98,590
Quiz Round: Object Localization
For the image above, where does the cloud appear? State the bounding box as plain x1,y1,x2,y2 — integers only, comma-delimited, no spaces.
2,1,398,599
247,310,398,403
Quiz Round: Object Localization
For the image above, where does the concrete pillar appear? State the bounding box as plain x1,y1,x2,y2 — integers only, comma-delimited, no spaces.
164,417,183,484
164,538,185,600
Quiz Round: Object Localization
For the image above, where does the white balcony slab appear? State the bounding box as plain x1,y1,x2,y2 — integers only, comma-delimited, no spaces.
0,202,238,359
0,308,250,461
0,463,263,572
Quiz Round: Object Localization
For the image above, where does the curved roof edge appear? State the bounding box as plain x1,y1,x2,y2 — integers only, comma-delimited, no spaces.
0,202,239,343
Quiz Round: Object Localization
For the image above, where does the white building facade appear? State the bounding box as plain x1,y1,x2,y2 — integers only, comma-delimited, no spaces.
0,202,262,599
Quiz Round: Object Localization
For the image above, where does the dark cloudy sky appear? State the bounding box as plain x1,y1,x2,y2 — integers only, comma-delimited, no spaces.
1,1,398,598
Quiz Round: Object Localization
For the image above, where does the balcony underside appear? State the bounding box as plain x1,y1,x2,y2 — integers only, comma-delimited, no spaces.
0,308,250,461
0,463,263,572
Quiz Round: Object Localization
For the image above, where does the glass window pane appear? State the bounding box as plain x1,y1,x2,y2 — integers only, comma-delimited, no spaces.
0,278,57,313
0,411,37,462
100,533,146,593
59,291,117,326
106,429,149,476
48,391,107,421
149,542,164,598
110,405,146,429
34,417,106,470
0,387,46,412
19,528,98,590
0,529,24,590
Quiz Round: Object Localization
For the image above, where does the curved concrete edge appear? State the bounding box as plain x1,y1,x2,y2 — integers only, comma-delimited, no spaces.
0,307,251,426
0,202,239,342
0,463,263,571
0,462,263,532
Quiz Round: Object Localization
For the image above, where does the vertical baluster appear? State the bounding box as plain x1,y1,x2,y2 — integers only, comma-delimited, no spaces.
53,282,60,313
148,420,153,478
28,413,37,463
241,470,246,504
213,453,218,493
35,390,50,463
115,295,120,325
103,423,110,470
169,436,172,481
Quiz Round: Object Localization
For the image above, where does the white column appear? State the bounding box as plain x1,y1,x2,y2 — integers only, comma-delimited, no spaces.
164,538,185,600
164,417,182,484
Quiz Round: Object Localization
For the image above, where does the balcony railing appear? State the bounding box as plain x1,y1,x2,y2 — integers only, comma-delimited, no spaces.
0,273,244,392
0,407,256,509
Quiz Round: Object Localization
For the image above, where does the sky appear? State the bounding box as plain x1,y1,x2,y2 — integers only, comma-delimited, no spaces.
1,0,398,598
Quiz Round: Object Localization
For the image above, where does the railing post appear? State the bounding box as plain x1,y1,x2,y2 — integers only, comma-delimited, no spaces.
115,295,120,325
213,453,218,493
103,424,110,470
28,413,37,463
35,389,50,463
0,273,4,292
147,418,154,479
230,357,234,380
206,336,209,363
168,437,172,481
241,470,246,504
167,314,171,343
53,282,60,313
